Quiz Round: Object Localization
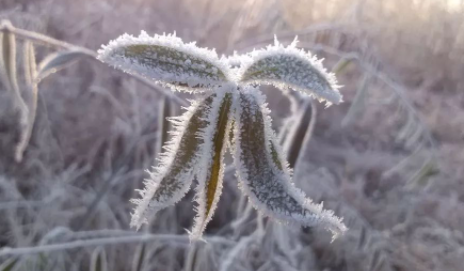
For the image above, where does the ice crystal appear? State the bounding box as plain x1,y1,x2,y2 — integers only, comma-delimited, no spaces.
98,32,347,241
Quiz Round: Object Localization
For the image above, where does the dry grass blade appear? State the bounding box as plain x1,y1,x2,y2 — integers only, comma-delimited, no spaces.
368,248,386,271
14,41,38,162
342,74,370,127
0,257,19,271
131,243,146,271
283,98,316,168
91,247,108,271
37,50,84,80
184,243,200,271
396,110,416,142
331,58,353,75
406,160,439,188
0,20,29,162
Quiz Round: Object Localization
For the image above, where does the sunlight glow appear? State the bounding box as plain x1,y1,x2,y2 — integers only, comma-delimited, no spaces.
447,0,463,11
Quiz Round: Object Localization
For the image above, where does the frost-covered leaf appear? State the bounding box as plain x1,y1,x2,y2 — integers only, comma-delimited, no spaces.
233,87,347,239
190,90,233,240
98,31,231,92
130,92,220,229
239,38,342,106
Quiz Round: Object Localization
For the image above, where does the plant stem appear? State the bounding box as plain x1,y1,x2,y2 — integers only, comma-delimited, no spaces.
0,234,234,257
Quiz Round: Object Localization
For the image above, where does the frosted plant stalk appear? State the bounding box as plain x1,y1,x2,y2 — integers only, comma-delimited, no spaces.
98,31,346,241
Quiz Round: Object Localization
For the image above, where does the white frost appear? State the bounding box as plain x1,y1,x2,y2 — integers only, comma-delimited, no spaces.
130,92,217,230
233,86,347,240
97,31,233,92
238,36,342,106
190,86,235,241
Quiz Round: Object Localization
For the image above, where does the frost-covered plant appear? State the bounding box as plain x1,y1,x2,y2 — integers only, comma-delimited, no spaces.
97,31,346,241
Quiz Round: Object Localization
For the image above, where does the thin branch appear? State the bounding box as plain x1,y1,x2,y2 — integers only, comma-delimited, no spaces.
0,234,235,257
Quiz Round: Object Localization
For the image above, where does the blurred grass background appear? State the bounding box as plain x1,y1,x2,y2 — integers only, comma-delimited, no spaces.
0,0,464,270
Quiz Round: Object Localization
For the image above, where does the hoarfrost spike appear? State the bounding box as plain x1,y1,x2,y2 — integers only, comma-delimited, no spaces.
130,92,218,230
97,31,232,92
239,38,342,106
190,89,234,240
233,87,347,240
